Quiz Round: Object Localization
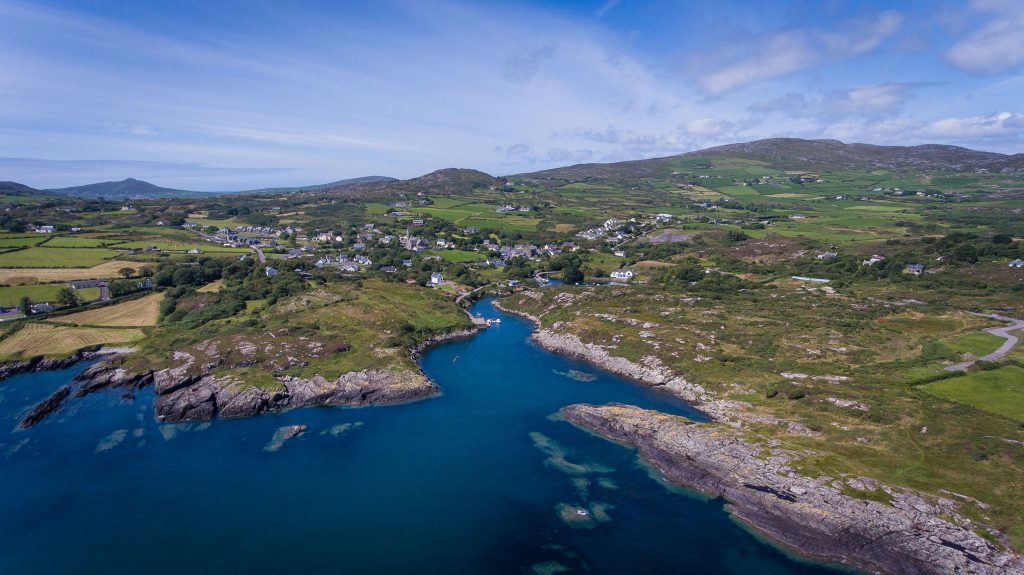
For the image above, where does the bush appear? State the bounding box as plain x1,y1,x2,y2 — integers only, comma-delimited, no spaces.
787,389,807,400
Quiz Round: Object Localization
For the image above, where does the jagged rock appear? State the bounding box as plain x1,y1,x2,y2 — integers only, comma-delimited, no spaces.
151,369,438,423
19,385,71,428
75,360,153,397
154,377,218,422
562,403,1024,575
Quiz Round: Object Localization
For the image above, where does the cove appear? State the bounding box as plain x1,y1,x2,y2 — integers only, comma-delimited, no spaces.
0,297,849,574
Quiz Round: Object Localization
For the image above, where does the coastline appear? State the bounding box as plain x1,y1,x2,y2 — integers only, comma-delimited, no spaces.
495,296,1024,575
14,324,482,427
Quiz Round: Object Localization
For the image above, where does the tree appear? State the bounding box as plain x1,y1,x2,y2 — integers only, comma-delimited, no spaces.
563,264,584,284
119,267,135,278
56,286,81,308
19,295,32,316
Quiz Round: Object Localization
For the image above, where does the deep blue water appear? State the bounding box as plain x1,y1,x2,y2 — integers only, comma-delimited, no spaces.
0,298,850,574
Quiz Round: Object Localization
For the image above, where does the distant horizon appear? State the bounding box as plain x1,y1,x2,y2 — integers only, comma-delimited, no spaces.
6,134,1023,192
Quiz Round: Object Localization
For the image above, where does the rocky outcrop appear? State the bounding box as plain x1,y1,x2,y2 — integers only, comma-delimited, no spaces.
75,360,153,396
19,385,72,429
563,403,1024,575
148,368,439,423
0,348,104,381
410,328,478,357
530,327,710,404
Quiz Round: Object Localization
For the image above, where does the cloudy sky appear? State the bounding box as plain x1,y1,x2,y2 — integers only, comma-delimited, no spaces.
2,0,1023,190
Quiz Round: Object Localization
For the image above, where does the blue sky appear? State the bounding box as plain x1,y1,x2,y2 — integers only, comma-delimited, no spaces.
1,0,1023,190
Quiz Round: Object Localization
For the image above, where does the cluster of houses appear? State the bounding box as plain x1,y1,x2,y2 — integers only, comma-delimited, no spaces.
495,205,531,213
577,218,624,241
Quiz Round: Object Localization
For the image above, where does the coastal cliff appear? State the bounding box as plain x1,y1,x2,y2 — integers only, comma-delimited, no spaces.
563,403,1024,575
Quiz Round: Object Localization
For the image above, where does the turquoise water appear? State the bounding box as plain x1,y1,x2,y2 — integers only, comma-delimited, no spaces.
0,298,848,574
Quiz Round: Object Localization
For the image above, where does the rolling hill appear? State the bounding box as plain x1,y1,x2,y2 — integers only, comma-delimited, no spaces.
516,138,1024,181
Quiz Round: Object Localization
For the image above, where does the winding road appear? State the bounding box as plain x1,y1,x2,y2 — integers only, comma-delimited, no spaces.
945,314,1024,371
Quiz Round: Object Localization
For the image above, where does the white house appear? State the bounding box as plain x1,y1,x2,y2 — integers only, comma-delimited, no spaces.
430,272,444,285
1010,259,1024,268
610,269,635,280
265,266,278,277
862,255,885,266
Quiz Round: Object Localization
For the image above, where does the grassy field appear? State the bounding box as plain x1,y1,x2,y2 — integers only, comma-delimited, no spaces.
0,323,144,360
42,236,126,248
0,236,47,248
0,261,146,285
52,293,163,327
0,247,118,268
113,240,250,253
0,284,100,306
923,366,1024,421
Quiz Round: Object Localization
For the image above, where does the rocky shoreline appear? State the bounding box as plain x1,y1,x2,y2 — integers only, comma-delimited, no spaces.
0,347,114,381
496,295,1024,574
15,326,480,427
563,404,1024,575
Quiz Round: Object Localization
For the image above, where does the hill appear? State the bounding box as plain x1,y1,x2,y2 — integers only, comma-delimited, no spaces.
516,138,1024,181
235,175,397,195
46,175,399,200
0,181,59,204
47,178,201,200
304,168,502,199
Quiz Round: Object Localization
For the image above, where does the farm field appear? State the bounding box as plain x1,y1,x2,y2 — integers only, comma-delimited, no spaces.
113,240,249,253
0,284,100,306
52,292,164,327
0,247,118,268
42,236,126,248
922,366,1024,421
0,261,146,285
0,323,144,360
0,236,47,248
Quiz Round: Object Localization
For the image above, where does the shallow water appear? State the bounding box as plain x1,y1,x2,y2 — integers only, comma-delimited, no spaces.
0,297,848,574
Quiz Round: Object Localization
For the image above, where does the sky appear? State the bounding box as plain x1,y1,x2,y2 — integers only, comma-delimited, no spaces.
1,0,1023,190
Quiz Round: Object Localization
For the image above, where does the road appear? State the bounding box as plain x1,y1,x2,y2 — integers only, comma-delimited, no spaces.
946,314,1024,371
253,247,266,264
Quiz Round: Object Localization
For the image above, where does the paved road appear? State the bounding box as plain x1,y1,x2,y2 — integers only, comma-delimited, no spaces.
253,247,266,264
946,314,1024,371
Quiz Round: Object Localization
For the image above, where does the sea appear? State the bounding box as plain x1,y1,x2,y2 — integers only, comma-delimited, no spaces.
0,297,850,574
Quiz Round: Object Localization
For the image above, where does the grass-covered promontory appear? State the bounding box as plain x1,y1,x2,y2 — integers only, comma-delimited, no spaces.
499,283,1024,548
116,262,471,392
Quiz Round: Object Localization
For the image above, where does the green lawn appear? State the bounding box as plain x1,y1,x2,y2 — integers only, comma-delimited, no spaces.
942,332,1006,357
923,366,1024,421
0,247,119,268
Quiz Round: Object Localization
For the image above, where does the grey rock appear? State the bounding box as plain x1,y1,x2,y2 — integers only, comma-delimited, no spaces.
19,385,71,428
562,403,1024,575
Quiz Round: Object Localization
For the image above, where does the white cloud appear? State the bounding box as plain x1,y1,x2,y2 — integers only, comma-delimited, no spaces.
688,11,903,96
696,33,816,96
750,83,920,121
821,111,1024,151
819,11,903,58
920,111,1024,138
946,0,1024,74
